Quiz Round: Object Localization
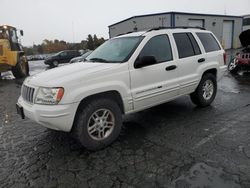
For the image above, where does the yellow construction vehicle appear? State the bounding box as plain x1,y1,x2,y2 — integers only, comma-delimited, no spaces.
0,25,29,78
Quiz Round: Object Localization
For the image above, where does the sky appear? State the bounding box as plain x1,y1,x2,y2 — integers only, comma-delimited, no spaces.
0,0,249,46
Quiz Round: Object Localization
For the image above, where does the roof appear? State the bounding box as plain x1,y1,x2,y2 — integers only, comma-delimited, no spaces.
0,25,16,29
108,11,243,27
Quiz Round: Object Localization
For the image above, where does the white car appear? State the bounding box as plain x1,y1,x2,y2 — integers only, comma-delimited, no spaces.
17,27,227,150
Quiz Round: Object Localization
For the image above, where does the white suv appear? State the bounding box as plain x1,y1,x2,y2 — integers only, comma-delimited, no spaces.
17,27,227,150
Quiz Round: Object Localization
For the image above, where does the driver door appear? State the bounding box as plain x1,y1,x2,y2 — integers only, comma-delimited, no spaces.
130,34,179,111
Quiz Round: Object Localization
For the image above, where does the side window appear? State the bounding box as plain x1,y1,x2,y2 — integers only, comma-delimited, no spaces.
60,52,67,57
187,33,201,55
173,33,200,59
196,33,221,52
10,29,18,43
139,35,172,64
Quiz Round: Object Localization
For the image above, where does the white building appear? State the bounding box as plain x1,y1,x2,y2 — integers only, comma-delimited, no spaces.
108,12,243,49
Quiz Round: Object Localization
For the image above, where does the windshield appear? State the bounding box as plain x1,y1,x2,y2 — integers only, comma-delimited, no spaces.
86,36,143,63
81,51,92,58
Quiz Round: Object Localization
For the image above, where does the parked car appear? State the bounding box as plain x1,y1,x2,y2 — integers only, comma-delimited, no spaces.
228,29,250,74
44,50,80,67
17,27,226,150
70,50,93,63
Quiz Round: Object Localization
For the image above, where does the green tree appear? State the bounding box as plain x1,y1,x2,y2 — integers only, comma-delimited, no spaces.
86,34,94,50
93,34,99,49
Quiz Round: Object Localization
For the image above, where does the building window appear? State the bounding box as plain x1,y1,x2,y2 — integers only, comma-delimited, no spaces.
243,18,250,26
188,19,205,28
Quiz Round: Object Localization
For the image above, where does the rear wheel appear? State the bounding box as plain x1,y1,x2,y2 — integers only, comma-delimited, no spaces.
12,56,29,79
190,73,217,107
72,98,122,151
228,58,239,74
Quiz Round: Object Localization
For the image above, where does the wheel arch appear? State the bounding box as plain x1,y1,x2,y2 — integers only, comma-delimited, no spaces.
71,90,125,132
202,68,217,79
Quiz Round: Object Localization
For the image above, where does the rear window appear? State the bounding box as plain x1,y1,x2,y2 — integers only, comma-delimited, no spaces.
173,33,201,59
196,33,221,52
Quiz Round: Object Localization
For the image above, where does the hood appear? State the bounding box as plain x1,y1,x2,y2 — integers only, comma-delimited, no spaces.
239,29,250,47
45,56,54,61
26,62,119,87
71,56,83,62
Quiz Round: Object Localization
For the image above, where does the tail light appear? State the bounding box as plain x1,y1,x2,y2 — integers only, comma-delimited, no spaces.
223,52,227,65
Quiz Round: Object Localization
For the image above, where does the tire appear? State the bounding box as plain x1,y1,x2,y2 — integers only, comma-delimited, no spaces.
52,60,59,67
190,73,217,107
228,58,239,74
12,56,29,79
73,98,122,151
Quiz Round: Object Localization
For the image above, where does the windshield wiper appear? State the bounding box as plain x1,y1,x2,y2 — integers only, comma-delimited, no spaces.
89,58,108,63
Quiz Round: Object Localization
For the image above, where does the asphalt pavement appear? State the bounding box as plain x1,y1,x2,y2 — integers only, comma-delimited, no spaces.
0,56,250,188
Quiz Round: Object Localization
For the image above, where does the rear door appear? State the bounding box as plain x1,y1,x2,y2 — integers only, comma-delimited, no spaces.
130,34,179,110
66,51,74,63
59,51,67,63
173,32,203,94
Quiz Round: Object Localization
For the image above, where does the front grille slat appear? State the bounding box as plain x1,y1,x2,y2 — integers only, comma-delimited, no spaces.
30,89,34,102
21,85,35,103
0,45,3,56
240,53,250,59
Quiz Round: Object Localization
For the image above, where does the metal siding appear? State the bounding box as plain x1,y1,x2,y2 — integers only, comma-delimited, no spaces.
109,12,242,49
109,14,171,38
174,14,242,49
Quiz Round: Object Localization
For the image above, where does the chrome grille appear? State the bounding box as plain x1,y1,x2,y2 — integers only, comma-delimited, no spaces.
22,85,35,103
241,53,250,59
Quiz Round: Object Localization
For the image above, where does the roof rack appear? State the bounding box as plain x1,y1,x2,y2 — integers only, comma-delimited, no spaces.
146,26,206,32
114,26,206,38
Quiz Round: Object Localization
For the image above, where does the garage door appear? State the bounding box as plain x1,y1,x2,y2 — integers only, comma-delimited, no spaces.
222,21,233,49
188,19,204,27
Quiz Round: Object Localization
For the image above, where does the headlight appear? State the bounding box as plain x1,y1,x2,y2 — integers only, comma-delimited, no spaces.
35,87,64,105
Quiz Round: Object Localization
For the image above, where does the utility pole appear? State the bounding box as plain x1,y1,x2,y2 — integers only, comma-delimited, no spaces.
72,21,75,43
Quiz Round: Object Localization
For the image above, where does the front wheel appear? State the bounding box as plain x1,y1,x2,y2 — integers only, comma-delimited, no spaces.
12,56,29,79
228,58,239,74
72,98,122,151
190,73,217,107
52,60,59,67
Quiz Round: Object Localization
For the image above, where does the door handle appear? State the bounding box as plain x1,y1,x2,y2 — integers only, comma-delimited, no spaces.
198,58,205,63
165,65,177,71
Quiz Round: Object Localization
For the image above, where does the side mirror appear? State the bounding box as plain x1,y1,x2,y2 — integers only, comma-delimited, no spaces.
134,56,157,69
20,30,24,36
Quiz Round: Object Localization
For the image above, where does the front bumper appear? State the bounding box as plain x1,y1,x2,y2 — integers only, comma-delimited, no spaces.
17,97,79,132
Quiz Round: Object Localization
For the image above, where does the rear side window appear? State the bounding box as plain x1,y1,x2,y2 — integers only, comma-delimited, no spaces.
139,35,172,63
196,33,221,52
173,33,201,59
187,33,201,55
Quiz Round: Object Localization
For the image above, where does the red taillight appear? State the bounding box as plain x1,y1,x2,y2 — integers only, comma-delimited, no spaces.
223,52,227,65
